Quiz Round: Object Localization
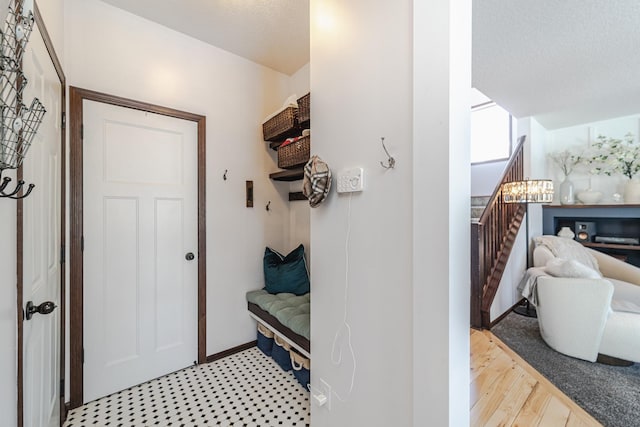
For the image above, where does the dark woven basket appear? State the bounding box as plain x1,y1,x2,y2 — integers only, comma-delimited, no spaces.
263,106,299,141
278,136,310,169
297,93,310,124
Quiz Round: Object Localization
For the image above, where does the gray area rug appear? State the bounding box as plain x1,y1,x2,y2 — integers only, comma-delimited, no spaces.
491,312,640,427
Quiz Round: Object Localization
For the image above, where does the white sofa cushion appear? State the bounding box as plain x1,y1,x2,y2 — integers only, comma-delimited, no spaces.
608,277,640,319
599,311,640,362
589,249,640,286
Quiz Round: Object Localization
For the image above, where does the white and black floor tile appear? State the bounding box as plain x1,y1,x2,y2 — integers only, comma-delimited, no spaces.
64,347,310,427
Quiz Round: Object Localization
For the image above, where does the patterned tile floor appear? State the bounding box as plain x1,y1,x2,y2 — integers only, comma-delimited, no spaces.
64,347,310,427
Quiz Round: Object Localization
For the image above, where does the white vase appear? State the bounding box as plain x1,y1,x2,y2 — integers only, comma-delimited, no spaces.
559,176,575,205
624,179,640,204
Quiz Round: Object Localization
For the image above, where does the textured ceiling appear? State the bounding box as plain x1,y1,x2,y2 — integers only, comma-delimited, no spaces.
99,0,310,76
99,0,639,129
473,0,640,129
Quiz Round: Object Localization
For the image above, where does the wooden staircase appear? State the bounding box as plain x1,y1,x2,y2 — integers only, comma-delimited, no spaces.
470,136,526,329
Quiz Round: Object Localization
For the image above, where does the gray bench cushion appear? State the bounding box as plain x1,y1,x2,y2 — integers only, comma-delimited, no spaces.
246,289,310,340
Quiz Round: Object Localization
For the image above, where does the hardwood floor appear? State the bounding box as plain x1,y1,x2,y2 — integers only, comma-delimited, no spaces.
470,329,602,426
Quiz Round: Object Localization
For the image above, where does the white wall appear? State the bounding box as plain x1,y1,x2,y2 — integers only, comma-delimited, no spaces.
527,118,549,242
0,0,65,424
64,0,293,367
288,62,310,99
310,0,470,425
414,1,471,425
36,0,65,65
309,1,414,425
470,120,520,197
287,63,311,258
490,223,526,321
546,114,640,202
288,183,310,258
471,160,507,196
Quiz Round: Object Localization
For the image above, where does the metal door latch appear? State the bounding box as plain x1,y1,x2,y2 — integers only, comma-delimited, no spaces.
25,300,56,320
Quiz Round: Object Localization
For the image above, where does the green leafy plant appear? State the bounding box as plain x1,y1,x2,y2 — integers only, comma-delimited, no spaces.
589,133,640,180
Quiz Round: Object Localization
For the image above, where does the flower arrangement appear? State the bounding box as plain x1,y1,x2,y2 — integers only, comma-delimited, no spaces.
589,133,640,180
548,149,583,177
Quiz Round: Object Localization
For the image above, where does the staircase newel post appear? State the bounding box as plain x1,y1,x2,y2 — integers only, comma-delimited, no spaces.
470,222,484,328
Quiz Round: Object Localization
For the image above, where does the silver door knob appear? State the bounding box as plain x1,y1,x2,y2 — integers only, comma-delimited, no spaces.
185,252,195,261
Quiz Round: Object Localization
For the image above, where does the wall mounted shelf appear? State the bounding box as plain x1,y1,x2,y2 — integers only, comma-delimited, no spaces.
269,141,282,151
581,242,640,251
269,170,306,202
288,192,307,201
269,168,304,182
543,204,640,266
265,93,310,206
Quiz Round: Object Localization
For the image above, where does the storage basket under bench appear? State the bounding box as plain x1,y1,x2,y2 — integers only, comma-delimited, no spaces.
247,289,309,356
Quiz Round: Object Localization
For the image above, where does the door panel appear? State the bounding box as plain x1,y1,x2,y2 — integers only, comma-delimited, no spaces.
83,101,198,403
103,197,139,365
21,22,62,427
155,198,186,351
103,121,183,185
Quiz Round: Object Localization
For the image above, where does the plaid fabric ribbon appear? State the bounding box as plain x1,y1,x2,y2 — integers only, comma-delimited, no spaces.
302,155,332,207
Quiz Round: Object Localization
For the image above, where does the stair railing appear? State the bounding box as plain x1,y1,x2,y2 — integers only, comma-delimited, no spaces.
470,136,525,329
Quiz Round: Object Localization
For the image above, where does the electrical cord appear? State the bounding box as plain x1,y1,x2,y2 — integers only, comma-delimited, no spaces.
330,192,356,402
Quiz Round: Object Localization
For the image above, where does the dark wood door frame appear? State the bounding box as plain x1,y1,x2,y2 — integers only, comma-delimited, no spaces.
68,87,207,409
16,5,66,427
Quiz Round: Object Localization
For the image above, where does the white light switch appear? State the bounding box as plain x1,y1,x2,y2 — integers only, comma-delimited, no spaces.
337,167,364,193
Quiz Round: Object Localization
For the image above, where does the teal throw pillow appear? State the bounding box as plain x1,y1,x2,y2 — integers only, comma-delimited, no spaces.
264,244,310,295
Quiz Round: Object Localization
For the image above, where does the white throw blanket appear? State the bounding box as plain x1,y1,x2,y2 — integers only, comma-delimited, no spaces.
517,267,549,307
534,235,601,276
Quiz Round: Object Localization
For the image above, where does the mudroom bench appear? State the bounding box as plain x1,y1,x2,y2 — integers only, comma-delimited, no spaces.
246,289,310,358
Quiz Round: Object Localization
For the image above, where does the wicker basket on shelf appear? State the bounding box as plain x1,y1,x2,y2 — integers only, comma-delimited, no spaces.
278,136,310,169
297,93,310,124
263,106,299,141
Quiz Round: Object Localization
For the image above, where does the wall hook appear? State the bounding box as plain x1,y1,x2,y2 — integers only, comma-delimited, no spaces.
379,137,396,169
0,168,34,199
265,201,271,211
223,169,228,180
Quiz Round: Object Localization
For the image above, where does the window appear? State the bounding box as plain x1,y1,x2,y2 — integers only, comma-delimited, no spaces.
470,91,512,164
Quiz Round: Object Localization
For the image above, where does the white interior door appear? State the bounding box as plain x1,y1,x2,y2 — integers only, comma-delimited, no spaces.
21,23,62,427
83,100,198,403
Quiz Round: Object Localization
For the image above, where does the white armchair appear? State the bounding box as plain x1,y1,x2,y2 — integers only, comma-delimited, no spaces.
531,236,640,363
